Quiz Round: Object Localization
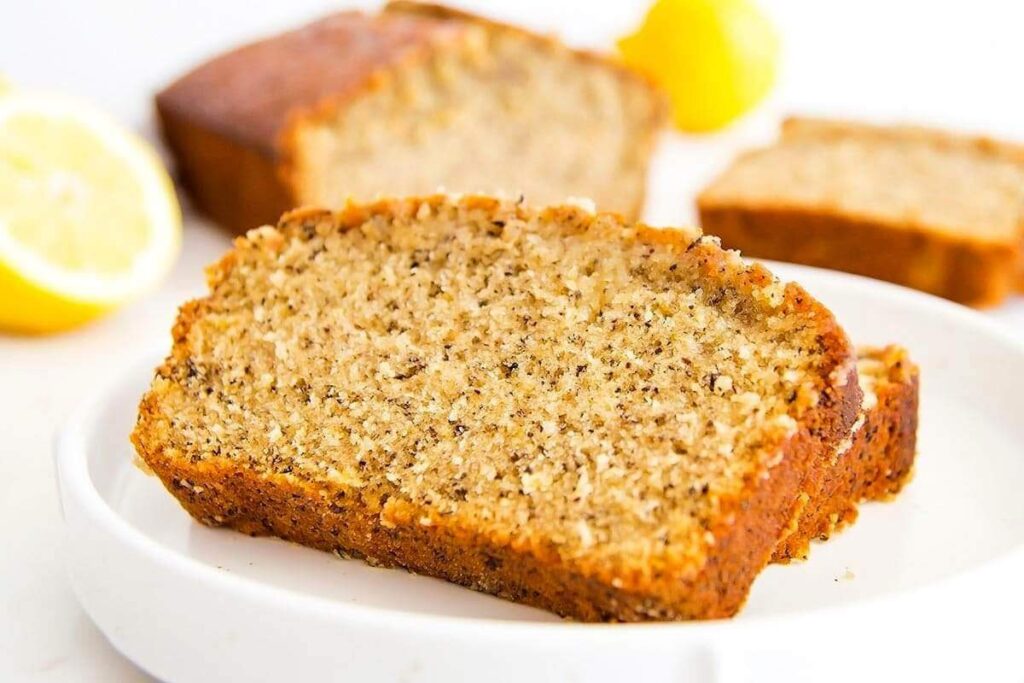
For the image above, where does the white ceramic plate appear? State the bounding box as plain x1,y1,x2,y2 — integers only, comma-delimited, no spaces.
56,263,1024,683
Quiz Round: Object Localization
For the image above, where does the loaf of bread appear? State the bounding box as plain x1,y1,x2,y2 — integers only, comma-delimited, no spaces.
155,2,667,233
773,345,919,562
132,195,861,621
698,117,1024,306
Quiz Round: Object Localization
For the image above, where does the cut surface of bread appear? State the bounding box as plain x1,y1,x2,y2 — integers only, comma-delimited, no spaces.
698,117,1024,306
773,345,919,562
132,195,859,621
156,2,667,233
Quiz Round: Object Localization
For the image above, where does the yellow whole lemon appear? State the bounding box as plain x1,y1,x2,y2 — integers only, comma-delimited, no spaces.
619,0,779,132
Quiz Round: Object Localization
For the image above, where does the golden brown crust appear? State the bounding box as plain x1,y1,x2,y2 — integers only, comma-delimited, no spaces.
156,5,665,233
698,204,1018,307
156,11,459,233
157,12,459,156
133,416,834,621
847,350,918,492
772,346,919,562
157,105,295,234
133,194,860,621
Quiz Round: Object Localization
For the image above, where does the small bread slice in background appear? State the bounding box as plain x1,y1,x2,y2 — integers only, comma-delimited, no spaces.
698,117,1024,307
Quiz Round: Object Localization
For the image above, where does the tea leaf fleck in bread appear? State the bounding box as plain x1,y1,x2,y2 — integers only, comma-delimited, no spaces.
132,195,860,621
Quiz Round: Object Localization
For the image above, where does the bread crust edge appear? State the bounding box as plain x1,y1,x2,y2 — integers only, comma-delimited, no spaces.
155,6,667,233
133,195,861,621
697,203,1018,307
772,346,919,562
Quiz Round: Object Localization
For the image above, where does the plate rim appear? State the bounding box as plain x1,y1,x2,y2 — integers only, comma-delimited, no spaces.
55,262,1024,641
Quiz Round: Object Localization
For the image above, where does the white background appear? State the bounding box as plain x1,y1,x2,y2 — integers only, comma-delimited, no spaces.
2,1,1023,680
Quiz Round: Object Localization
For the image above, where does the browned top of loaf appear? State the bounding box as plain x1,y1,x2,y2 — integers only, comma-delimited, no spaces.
156,11,462,156
155,2,655,159
699,116,1024,244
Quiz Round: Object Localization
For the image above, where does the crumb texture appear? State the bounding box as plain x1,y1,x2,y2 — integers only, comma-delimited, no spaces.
292,16,661,217
700,117,1024,242
133,196,856,618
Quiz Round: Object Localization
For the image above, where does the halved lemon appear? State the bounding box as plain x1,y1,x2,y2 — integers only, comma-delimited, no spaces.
0,90,181,334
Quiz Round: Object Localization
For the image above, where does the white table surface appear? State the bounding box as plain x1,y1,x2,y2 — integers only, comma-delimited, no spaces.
2,1,1023,680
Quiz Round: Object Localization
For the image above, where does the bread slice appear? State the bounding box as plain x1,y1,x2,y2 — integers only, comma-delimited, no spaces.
773,345,918,562
155,2,667,234
697,117,1024,307
132,195,860,621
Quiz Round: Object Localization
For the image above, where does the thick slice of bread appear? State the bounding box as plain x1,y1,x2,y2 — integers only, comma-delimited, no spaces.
773,345,919,562
155,2,667,233
132,195,860,621
697,117,1024,307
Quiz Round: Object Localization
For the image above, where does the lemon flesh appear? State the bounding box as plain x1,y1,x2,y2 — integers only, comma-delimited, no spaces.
0,93,180,333
619,0,779,132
